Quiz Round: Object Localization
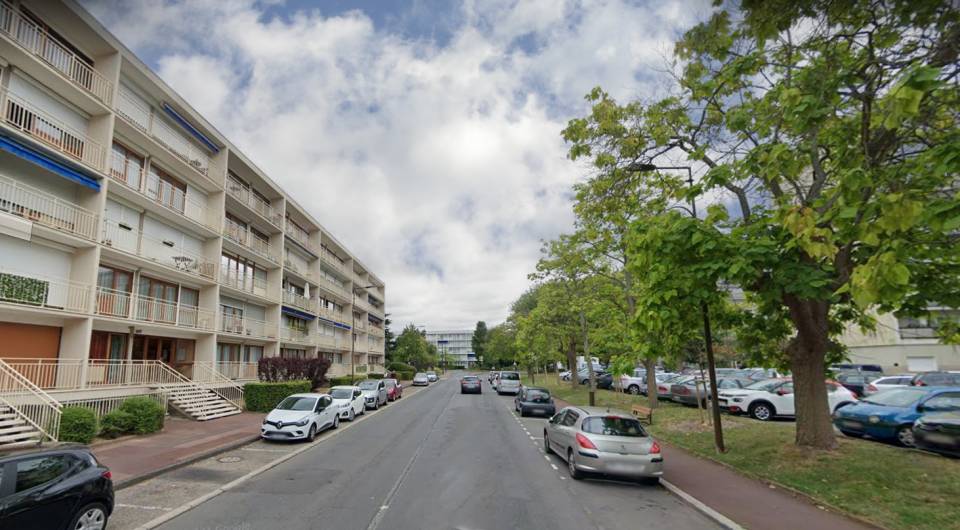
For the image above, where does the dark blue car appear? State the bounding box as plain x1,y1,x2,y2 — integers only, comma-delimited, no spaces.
833,387,960,447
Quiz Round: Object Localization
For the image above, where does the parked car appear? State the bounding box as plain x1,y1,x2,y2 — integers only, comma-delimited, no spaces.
262,393,339,441
426,371,439,382
863,375,914,397
620,369,647,395
515,386,556,417
731,368,784,381
832,363,884,375
559,370,572,381
672,377,752,407
577,368,605,385
717,378,857,421
834,387,960,446
543,406,663,484
460,375,482,394
0,445,114,530
657,375,692,400
412,372,430,386
595,372,614,390
497,371,521,395
384,378,403,401
913,412,960,457
836,372,880,397
329,385,366,421
911,372,960,387
358,379,388,409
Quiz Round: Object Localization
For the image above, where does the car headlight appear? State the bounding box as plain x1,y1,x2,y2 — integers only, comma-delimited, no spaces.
868,415,880,424
294,417,310,427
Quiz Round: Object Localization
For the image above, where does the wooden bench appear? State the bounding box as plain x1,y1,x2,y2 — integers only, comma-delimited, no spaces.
631,404,653,425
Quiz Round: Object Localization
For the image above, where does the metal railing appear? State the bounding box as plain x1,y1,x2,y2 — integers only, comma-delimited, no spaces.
109,150,144,190
223,217,278,264
1,90,105,171
316,276,350,300
226,174,281,227
209,361,259,381
0,268,91,313
191,361,244,409
0,173,98,240
0,2,113,105
285,219,317,253
283,290,315,313
321,248,347,272
95,287,216,330
64,391,167,421
145,171,215,230
218,268,274,300
150,361,238,418
101,219,217,279
368,326,385,337
317,305,347,324
0,358,61,442
218,312,276,339
281,326,310,343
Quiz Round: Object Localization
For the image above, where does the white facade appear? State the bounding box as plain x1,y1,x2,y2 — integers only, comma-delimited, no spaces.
840,310,960,373
426,329,476,368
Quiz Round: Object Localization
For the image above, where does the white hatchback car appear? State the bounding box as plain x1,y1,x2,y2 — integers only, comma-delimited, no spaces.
717,378,857,421
329,385,366,421
261,393,339,442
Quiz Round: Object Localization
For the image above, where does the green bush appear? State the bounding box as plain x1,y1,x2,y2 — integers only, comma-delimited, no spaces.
327,376,364,386
99,409,136,439
367,373,384,379
395,370,415,381
119,396,165,434
245,380,312,412
60,406,98,444
386,361,415,373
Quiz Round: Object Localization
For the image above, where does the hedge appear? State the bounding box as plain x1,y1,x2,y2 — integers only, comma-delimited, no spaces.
386,361,415,373
367,373,384,379
394,370,415,381
120,396,165,434
245,380,312,412
327,375,367,386
258,357,331,387
60,406,98,444
99,410,135,439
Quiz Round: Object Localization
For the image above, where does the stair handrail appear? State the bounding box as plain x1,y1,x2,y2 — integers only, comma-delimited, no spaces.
191,361,244,410
0,359,62,442
150,361,227,418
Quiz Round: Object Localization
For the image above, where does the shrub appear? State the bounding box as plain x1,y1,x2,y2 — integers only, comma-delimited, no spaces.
60,406,98,444
367,373,384,379
245,380,312,412
395,370,415,381
258,357,331,387
328,375,364,386
100,410,136,439
119,396,165,434
386,361,415,373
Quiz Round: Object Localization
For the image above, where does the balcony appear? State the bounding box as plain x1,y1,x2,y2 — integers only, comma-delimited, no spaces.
0,268,90,313
218,268,274,301
320,248,347,273
1,90,105,171
225,174,281,228
284,218,317,254
368,326,385,338
315,276,350,301
218,312,275,340
317,305,348,325
95,287,216,330
0,173,98,240
281,326,310,344
353,321,367,334
223,217,278,265
208,361,259,381
116,88,214,182
101,219,217,280
282,290,315,314
0,2,113,106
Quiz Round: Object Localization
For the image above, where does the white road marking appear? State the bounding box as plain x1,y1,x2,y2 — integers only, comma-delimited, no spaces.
116,503,172,512
550,464,558,470
544,455,550,461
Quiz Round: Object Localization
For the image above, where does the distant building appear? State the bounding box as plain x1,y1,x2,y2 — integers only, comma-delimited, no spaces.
840,309,960,373
425,330,475,368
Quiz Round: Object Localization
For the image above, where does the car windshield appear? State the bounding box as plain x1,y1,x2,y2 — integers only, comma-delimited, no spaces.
415,373,426,379
501,372,520,380
582,416,646,437
861,388,928,407
358,381,378,390
329,388,353,399
275,396,317,411
745,379,786,391
526,389,551,402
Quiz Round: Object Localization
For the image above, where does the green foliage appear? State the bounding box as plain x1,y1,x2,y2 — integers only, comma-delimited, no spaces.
328,376,364,386
244,381,312,412
471,321,489,365
60,406,98,444
0,272,48,306
393,324,437,369
119,396,165,435
99,410,136,439
485,324,517,368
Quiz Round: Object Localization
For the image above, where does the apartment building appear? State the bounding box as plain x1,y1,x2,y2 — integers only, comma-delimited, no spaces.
0,0,386,447
425,330,476,368
840,309,960,373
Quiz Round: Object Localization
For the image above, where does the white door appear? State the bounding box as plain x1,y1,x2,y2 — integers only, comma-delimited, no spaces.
907,356,938,372
773,383,796,415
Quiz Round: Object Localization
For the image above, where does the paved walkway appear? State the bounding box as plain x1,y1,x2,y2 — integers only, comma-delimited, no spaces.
93,412,264,487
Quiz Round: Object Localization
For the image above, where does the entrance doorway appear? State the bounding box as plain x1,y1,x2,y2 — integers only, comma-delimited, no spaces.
131,335,195,377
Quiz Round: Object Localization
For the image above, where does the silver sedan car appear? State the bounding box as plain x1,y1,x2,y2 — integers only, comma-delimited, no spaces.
543,406,663,484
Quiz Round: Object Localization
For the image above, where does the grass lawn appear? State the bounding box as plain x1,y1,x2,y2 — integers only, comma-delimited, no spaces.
524,375,960,530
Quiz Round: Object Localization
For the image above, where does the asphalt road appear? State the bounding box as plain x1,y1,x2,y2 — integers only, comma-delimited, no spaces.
157,373,718,530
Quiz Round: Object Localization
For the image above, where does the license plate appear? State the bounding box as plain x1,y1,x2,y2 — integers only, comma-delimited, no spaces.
841,420,862,429
718,399,728,406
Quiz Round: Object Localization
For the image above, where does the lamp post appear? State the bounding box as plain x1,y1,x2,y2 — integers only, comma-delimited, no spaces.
351,284,376,382
630,163,726,454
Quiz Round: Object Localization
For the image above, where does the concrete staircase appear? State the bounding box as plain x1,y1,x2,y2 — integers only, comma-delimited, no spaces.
0,405,44,448
165,384,241,421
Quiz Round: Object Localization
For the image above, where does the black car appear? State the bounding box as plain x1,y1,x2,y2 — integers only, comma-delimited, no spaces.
911,372,960,387
514,387,556,417
913,412,960,458
460,375,482,394
596,372,614,390
0,444,114,530
836,372,878,397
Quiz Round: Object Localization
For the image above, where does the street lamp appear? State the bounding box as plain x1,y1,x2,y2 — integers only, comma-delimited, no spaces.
351,284,376,382
629,162,726,454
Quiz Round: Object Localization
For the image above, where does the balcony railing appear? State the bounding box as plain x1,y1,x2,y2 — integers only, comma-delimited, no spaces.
0,2,113,105
95,287,216,330
223,217,278,264
281,326,310,343
226,174,281,227
3,358,190,391
1,90,105,171
109,150,143,190
116,88,214,180
353,321,367,333
0,268,90,313
0,173,98,240
218,312,275,340
321,248,347,272
317,305,347,324
102,219,216,280
368,326,385,337
315,276,349,300
207,361,259,381
218,268,273,300
283,290,315,313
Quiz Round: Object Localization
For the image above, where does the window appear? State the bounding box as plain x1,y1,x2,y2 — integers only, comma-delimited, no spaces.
923,393,960,412
15,456,72,492
97,265,132,293
285,316,308,332
561,411,579,427
582,417,646,437
244,345,263,363
111,143,144,188
147,165,187,213
280,348,308,359
137,276,178,323
220,304,244,334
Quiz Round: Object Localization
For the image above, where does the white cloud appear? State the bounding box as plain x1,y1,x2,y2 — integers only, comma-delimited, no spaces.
81,0,711,330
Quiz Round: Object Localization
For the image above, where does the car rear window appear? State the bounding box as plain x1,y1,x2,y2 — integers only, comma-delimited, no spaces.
582,417,646,437
501,372,520,380
463,376,479,381
526,389,551,402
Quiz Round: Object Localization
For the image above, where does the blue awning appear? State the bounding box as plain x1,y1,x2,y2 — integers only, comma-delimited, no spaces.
162,103,219,153
282,306,315,321
0,135,100,191
318,316,352,330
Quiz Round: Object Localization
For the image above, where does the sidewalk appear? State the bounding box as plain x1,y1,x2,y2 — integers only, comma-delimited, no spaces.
93,412,264,487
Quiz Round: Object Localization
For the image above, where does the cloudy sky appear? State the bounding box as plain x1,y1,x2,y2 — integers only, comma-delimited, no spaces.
82,0,713,331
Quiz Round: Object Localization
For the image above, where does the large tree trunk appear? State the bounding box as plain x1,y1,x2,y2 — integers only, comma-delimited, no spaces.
644,357,658,409
567,336,578,391
784,295,836,450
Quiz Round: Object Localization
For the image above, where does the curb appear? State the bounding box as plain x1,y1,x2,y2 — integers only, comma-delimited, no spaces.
115,434,261,490
661,479,745,530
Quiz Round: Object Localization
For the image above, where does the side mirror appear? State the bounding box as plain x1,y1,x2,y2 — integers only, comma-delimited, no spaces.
916,404,925,413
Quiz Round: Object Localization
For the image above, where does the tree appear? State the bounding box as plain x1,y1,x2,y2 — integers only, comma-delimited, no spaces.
383,316,397,361
471,321,489,366
564,1,960,448
394,324,433,369
486,324,518,369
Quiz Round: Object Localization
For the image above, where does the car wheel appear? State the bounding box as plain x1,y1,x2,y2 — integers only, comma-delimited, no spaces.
332,415,340,429
307,424,317,442
567,449,583,480
360,405,366,415
749,402,774,421
839,429,862,438
348,409,355,421
520,406,527,417
69,502,108,530
628,385,640,395
544,432,553,454
896,426,916,447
